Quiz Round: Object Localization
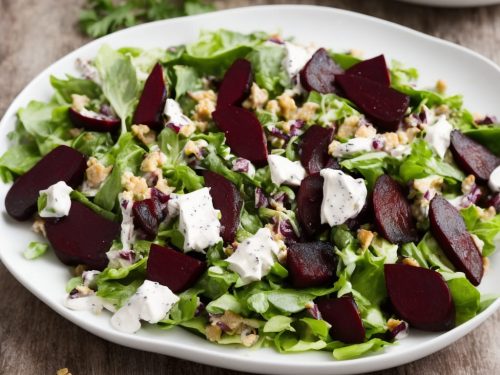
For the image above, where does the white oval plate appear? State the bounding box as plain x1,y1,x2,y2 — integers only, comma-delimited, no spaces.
0,5,499,375
398,0,500,7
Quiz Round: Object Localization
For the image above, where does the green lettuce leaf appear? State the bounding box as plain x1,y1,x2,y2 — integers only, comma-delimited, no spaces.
332,338,391,360
463,125,500,156
341,152,399,190
461,205,500,256
50,74,102,103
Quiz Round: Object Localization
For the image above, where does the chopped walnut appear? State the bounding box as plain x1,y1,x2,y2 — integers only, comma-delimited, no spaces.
396,130,409,145
435,79,447,94
74,264,87,277
295,102,320,122
382,132,400,152
155,177,175,195
277,93,297,120
402,257,420,267
265,99,280,115
205,324,222,342
387,318,403,331
405,127,420,143
471,234,484,254
435,104,450,116
240,328,259,347
32,217,46,238
355,124,377,139
483,257,490,274
131,124,156,145
141,150,167,173
337,115,360,138
412,175,444,196
461,175,476,195
349,48,364,58
68,128,83,138
71,94,90,112
75,285,94,297
86,157,112,188
194,120,208,133
327,140,341,156
56,369,72,375
178,123,196,137
243,83,269,110
121,171,150,200
184,139,208,160
357,229,374,250
190,90,217,121
480,206,496,220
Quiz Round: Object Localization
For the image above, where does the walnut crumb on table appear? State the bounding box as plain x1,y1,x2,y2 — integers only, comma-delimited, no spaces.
56,369,72,375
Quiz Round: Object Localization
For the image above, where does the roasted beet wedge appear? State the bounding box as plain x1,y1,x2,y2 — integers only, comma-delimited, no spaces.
300,125,335,174
429,195,484,286
216,59,252,108
345,197,372,230
450,130,500,182
5,145,87,221
212,106,268,165
335,74,409,132
385,264,455,331
373,174,418,244
45,201,120,270
132,63,166,129
133,198,164,240
68,108,120,132
317,296,365,343
300,48,342,93
297,174,324,237
146,244,206,293
203,170,243,243
287,242,337,288
346,55,390,86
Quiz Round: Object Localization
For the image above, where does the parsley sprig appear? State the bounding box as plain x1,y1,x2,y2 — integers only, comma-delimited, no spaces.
80,0,215,38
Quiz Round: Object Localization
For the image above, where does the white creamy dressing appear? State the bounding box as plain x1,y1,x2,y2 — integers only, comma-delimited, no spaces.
282,42,314,79
424,115,453,159
119,193,135,251
268,154,307,187
488,165,500,192
39,181,73,218
167,188,222,253
110,280,179,334
390,144,412,160
163,98,192,127
106,249,136,269
320,169,367,226
226,228,279,284
330,138,374,157
82,270,101,288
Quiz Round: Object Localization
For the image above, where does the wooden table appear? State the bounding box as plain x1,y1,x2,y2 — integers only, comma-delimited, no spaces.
0,0,499,374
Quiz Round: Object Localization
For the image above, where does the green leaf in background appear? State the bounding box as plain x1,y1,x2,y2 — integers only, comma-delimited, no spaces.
330,52,361,70
50,75,102,103
464,125,500,156
173,65,203,100
95,45,139,133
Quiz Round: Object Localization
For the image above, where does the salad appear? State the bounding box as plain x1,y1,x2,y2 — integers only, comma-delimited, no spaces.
1,29,500,360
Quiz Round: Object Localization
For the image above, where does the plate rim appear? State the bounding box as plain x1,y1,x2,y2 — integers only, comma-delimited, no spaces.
0,4,499,374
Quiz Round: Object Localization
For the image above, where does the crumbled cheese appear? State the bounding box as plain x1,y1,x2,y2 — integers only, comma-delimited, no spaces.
282,42,314,78
425,115,453,159
131,124,156,145
488,165,500,192
39,181,73,218
110,280,179,334
164,98,192,127
328,138,373,157
243,83,269,110
268,154,306,187
226,228,279,284
320,169,367,226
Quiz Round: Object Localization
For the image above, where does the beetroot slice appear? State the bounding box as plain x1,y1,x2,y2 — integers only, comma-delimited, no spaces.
146,243,206,293
300,125,335,174
429,195,484,286
132,63,166,129
385,264,455,331
68,108,120,132
346,55,390,86
212,106,268,166
45,201,120,270
5,145,87,221
216,59,252,108
450,130,500,182
300,48,343,94
335,74,409,132
286,242,337,288
372,174,418,244
297,174,324,237
203,170,243,243
317,296,365,343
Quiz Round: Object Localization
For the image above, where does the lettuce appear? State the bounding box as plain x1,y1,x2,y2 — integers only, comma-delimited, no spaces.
332,338,391,360
173,65,203,100
50,75,102,103
306,91,359,126
461,205,500,256
341,152,399,190
71,131,114,158
464,125,500,156
23,241,49,260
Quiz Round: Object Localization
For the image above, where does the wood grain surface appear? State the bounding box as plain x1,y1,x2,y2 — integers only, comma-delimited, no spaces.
0,0,499,374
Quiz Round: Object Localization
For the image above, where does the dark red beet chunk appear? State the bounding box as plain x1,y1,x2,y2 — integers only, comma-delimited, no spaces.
212,106,268,166
45,201,120,270
300,125,334,174
345,197,372,230
373,175,418,244
297,174,324,237
287,242,337,288
335,74,409,132
146,244,206,293
132,63,166,129
133,198,164,240
317,296,365,343
203,170,243,243
385,264,455,331
450,130,500,182
216,59,252,108
346,55,390,86
5,145,87,221
300,48,343,94
68,108,120,132
429,195,484,286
